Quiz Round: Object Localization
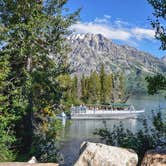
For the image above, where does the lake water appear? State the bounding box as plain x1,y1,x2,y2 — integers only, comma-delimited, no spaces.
60,95,166,166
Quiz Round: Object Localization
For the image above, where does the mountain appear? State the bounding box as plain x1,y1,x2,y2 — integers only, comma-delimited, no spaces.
67,33,166,76
162,55,166,62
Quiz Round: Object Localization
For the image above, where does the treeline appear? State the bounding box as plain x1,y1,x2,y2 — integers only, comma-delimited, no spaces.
58,64,126,107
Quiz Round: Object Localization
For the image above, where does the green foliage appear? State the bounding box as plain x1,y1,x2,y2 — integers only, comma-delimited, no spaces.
58,65,126,109
118,73,125,99
88,71,101,104
100,64,107,104
126,72,148,95
30,110,63,163
0,121,16,161
94,112,166,164
148,0,166,50
80,74,88,103
0,55,16,161
146,74,166,95
0,0,79,161
57,64,127,110
71,75,79,102
57,74,81,113
153,111,166,133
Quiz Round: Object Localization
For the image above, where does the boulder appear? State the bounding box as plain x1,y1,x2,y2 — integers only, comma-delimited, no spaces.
74,142,138,166
0,163,58,166
28,156,38,163
141,148,166,166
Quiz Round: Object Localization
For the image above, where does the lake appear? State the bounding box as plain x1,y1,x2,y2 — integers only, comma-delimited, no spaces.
59,95,166,166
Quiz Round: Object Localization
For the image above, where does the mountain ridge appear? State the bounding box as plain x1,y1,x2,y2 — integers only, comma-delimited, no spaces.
162,55,166,62
67,33,166,75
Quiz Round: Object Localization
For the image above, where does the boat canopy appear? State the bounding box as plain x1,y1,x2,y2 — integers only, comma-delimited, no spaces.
85,103,131,107
110,103,131,107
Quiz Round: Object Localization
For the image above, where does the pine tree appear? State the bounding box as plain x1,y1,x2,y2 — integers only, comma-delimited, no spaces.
105,73,113,103
100,64,107,104
72,75,78,100
81,74,87,102
0,55,15,161
118,72,125,101
57,74,72,105
88,71,101,104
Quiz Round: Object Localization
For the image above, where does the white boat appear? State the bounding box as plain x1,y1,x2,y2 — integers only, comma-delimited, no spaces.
70,103,144,120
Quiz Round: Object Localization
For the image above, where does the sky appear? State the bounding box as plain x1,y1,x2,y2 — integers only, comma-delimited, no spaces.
65,0,166,58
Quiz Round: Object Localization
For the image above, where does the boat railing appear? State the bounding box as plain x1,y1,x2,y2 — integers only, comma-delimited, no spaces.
70,104,139,114
70,106,87,114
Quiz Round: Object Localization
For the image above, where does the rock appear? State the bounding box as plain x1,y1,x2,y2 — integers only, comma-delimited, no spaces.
28,156,38,163
0,163,58,166
141,149,166,166
74,141,138,166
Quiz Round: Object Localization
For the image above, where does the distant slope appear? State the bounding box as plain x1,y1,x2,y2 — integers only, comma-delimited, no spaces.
67,33,166,76
162,55,166,62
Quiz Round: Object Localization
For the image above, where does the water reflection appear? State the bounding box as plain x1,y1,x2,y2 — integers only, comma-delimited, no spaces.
62,117,66,127
64,118,138,140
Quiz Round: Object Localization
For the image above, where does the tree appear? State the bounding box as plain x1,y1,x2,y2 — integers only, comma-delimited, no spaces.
118,72,125,101
111,72,125,103
104,73,113,103
0,55,16,161
148,0,166,50
88,71,101,104
71,75,78,102
147,1,166,96
0,0,79,160
56,74,73,111
81,74,87,103
100,64,107,104
146,74,166,95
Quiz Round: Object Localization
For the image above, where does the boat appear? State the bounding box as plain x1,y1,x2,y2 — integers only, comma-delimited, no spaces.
70,103,144,120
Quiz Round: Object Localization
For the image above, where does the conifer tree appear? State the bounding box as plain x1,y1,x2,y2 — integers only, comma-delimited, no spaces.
100,64,107,104
0,55,16,161
105,73,113,103
81,74,87,102
88,71,101,104
71,75,79,103
118,72,125,101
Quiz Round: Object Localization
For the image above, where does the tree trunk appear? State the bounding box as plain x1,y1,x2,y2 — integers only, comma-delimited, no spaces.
23,56,33,153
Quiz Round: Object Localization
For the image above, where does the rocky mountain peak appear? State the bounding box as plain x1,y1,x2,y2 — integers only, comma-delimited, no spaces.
67,33,166,75
68,33,108,41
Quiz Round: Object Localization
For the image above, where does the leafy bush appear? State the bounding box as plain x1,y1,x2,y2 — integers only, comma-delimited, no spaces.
30,107,64,163
94,111,166,164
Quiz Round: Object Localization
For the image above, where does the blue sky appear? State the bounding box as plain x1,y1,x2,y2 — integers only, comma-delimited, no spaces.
66,0,166,58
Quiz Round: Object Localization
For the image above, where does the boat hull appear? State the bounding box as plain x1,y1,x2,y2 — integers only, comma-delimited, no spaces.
71,110,144,120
